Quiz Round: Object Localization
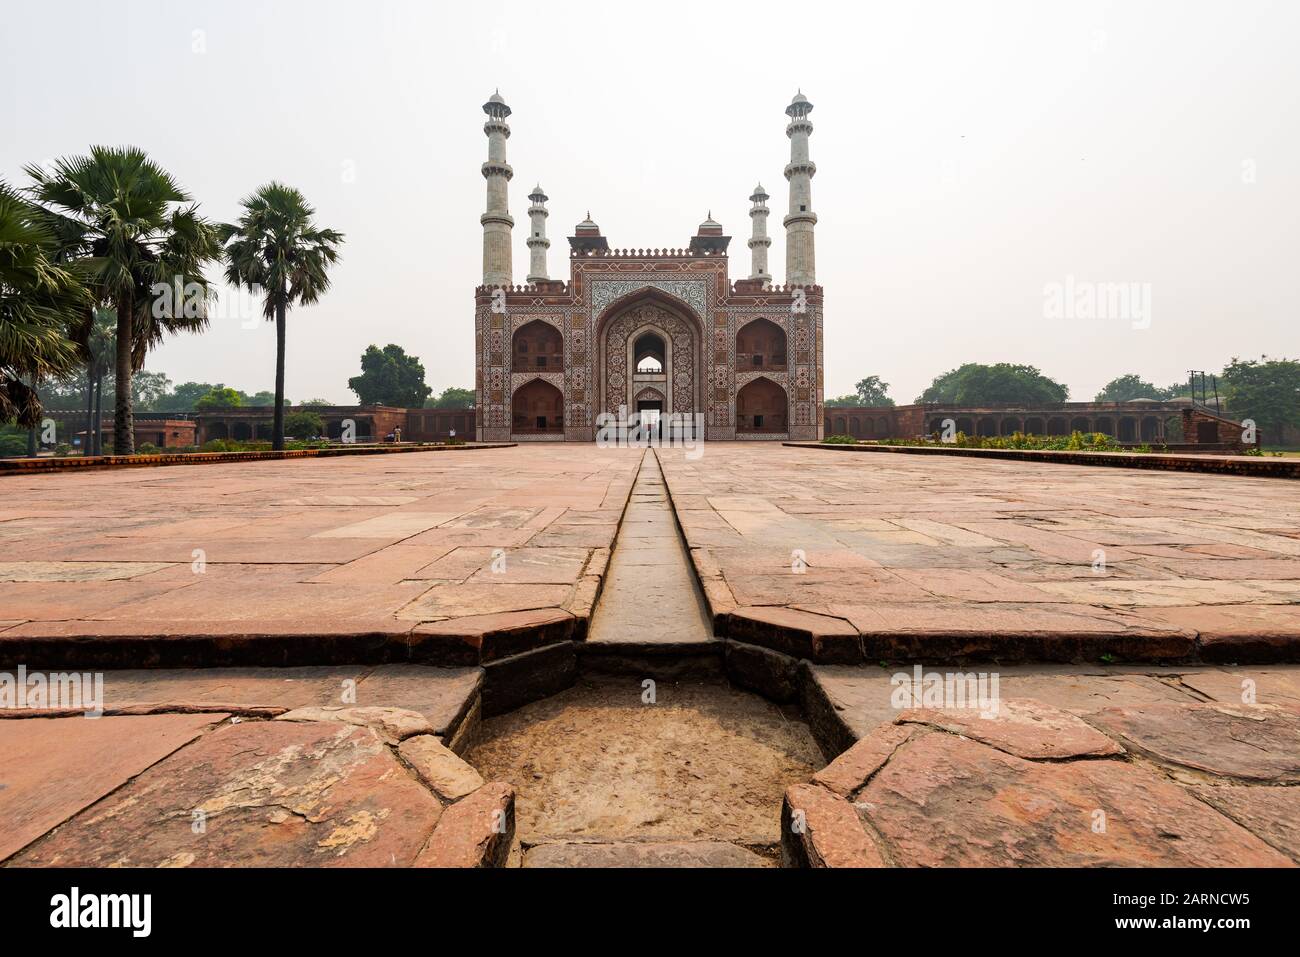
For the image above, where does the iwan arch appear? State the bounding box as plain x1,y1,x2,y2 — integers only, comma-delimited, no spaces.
473,91,824,442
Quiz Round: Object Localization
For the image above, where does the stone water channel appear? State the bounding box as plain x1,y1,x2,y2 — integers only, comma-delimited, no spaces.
470,450,825,867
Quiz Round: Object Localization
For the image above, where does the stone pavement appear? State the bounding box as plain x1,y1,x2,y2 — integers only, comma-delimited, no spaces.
0,445,640,667
785,662,1300,867
4,442,1300,867
1,665,514,867
657,443,1300,663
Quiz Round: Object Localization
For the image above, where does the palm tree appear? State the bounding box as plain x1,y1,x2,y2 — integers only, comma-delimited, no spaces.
0,182,82,429
220,183,343,450
26,147,220,453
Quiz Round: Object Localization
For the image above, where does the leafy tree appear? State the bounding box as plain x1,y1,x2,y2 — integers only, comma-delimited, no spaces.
153,380,222,411
220,183,344,450
348,344,432,407
0,182,83,427
824,395,860,407
132,370,172,410
27,146,221,453
245,390,284,407
425,386,475,408
1094,374,1188,402
1220,356,1300,445
918,363,1069,405
194,386,244,411
284,409,324,439
298,397,333,409
852,375,894,406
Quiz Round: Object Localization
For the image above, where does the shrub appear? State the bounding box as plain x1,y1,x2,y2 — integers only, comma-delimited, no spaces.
822,434,856,444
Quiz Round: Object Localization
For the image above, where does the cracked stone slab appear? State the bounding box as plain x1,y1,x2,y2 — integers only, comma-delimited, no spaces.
0,713,227,861
1086,702,1300,782
855,731,1292,867
0,561,174,582
1189,786,1300,862
12,719,442,867
414,781,514,868
275,706,433,743
782,782,885,868
898,698,1125,760
398,735,484,802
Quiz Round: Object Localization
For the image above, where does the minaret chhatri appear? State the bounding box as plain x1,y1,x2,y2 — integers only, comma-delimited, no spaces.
783,91,817,286
747,182,771,282
480,90,514,287
526,184,550,282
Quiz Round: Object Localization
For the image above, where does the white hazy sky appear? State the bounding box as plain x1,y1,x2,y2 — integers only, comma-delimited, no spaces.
3,0,1298,404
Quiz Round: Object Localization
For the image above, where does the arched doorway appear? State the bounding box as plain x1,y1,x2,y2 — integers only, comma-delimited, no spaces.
232,421,253,441
597,292,703,425
513,319,564,373
206,421,229,441
512,379,564,434
736,377,787,433
735,318,787,371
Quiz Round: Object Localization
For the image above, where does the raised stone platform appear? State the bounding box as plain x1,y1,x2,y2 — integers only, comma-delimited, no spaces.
0,446,639,669
659,443,1300,664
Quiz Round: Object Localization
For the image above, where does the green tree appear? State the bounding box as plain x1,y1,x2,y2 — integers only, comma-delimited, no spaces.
918,363,1069,405
284,409,324,440
0,182,83,428
1220,356,1300,445
27,147,221,453
132,370,172,410
852,375,894,407
298,397,333,409
220,183,344,450
424,386,475,408
823,395,859,407
194,386,244,411
348,344,433,407
152,380,220,411
245,390,283,407
1095,374,1187,402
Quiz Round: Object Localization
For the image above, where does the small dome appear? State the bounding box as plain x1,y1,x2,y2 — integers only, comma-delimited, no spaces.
699,211,721,228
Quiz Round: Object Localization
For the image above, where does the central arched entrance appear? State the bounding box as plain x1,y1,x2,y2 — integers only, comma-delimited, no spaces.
596,290,704,430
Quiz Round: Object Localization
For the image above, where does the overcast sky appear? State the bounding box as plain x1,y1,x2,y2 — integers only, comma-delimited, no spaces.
4,0,1297,404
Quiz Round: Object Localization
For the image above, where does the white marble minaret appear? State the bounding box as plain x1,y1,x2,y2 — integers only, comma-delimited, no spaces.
747,182,771,282
480,91,514,287
783,91,817,286
525,184,550,282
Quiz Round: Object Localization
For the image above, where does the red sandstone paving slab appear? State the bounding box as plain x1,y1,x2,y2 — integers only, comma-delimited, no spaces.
355,666,482,735
806,664,1206,743
854,729,1293,867
782,782,886,867
397,583,575,622
414,781,514,868
1189,786,1300,862
1086,702,1300,782
95,579,432,622
0,713,226,861
0,579,197,620
306,545,458,585
0,666,479,729
724,571,932,606
1175,668,1300,712
11,720,443,867
897,698,1124,759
